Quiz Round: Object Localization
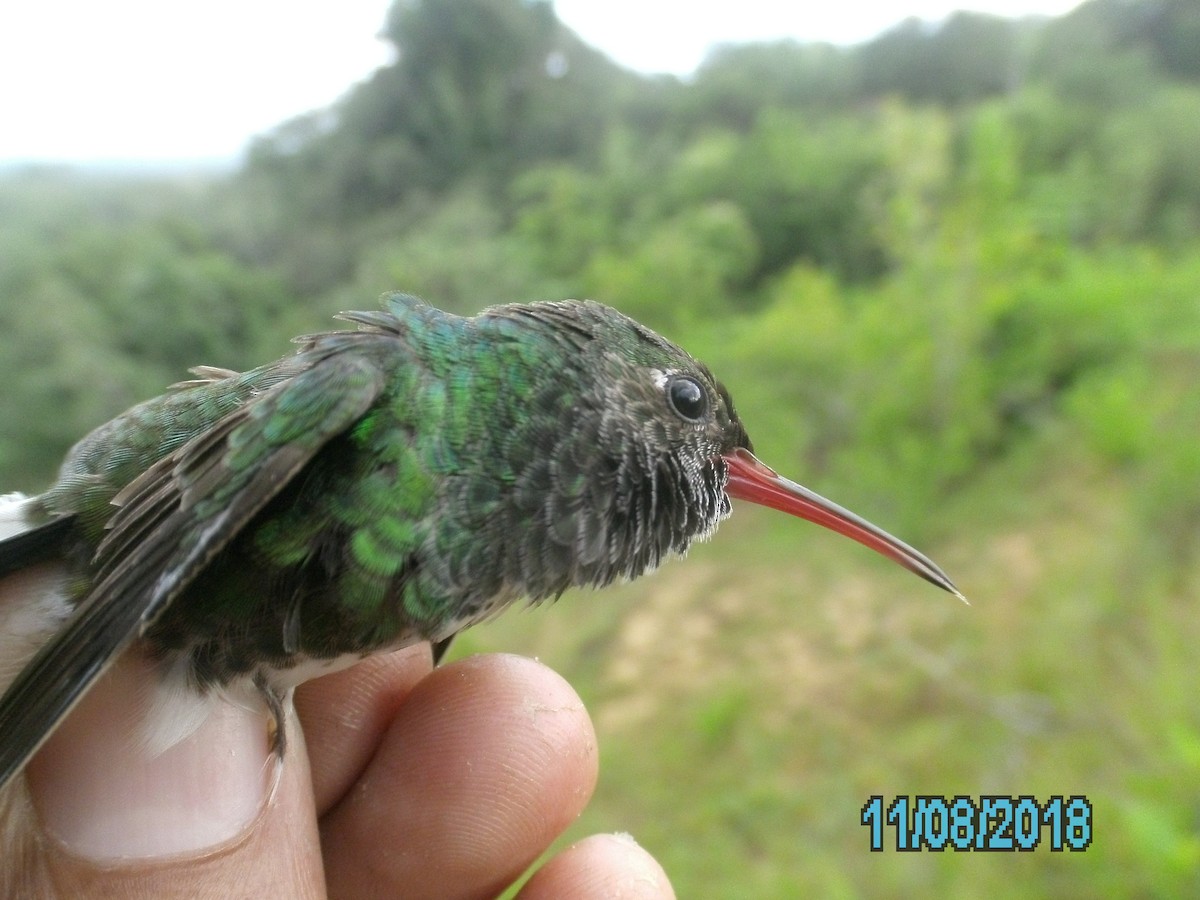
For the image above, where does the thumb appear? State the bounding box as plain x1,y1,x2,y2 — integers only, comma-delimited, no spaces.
4,649,325,898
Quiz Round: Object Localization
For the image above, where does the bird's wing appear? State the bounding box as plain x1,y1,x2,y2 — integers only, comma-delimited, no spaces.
0,352,384,790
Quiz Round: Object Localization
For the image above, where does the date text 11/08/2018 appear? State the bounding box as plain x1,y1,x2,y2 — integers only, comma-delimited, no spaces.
861,794,1093,852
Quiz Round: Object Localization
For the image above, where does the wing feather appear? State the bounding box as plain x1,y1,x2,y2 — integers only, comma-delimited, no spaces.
0,351,385,789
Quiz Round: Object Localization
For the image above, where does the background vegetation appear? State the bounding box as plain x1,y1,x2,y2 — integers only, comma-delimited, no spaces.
2,0,1198,894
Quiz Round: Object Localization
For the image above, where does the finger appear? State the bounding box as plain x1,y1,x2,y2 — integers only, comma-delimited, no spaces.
294,642,434,814
517,833,676,900
320,653,598,900
6,649,326,898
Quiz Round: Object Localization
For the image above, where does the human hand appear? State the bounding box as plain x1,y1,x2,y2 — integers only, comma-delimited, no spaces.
0,639,675,899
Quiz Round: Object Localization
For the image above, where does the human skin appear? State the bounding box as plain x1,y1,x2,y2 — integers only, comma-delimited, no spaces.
0,599,676,900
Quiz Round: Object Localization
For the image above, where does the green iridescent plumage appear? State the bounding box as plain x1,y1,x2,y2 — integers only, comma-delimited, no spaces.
0,292,962,791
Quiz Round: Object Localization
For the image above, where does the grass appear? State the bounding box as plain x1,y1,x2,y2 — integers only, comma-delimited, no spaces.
454,429,1200,897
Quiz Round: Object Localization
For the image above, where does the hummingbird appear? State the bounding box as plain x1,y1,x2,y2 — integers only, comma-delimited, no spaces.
0,293,963,791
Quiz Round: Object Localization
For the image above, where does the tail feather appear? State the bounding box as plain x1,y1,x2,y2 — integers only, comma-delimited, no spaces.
0,495,71,579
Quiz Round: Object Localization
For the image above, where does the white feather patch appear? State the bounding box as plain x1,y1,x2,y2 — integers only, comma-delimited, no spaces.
137,655,231,757
0,493,33,541
138,652,368,757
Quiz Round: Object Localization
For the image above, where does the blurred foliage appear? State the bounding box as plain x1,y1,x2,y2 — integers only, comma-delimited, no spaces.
2,0,1200,895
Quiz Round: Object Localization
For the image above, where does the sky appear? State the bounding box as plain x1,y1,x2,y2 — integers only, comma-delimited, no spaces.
0,0,1083,165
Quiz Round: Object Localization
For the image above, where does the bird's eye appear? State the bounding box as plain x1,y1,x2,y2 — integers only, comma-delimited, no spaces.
666,376,709,422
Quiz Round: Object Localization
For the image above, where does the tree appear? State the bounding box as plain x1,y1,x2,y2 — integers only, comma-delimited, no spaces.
859,12,1022,104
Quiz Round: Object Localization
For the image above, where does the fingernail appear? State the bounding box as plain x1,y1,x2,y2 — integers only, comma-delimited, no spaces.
26,650,272,861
